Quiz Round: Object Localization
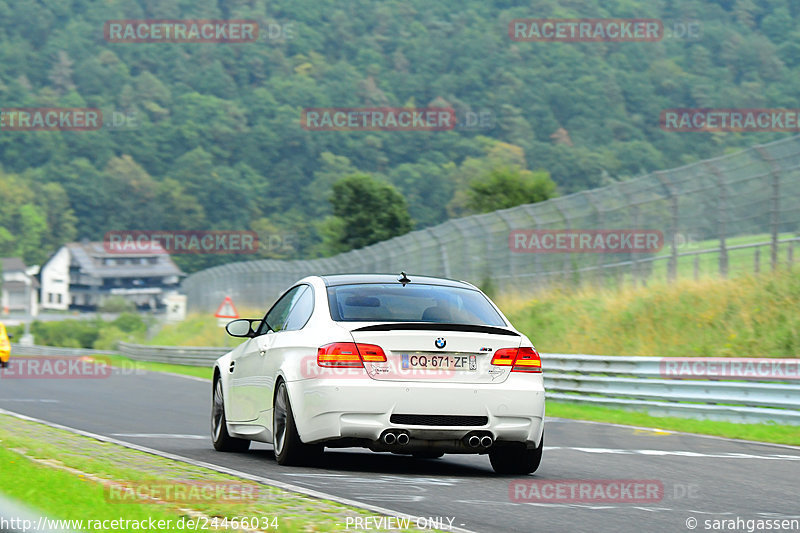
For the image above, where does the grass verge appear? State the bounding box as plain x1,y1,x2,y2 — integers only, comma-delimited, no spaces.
0,414,438,532
103,353,213,380
502,268,800,357
547,401,800,445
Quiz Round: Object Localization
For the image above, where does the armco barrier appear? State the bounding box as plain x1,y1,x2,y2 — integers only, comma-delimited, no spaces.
7,344,800,425
116,342,227,366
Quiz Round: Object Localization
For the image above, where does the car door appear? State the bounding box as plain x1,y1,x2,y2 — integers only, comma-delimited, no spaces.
257,285,315,418
228,286,303,422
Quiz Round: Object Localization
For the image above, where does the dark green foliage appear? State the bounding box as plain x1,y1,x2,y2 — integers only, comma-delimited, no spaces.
319,174,413,255
0,0,797,270
467,167,557,213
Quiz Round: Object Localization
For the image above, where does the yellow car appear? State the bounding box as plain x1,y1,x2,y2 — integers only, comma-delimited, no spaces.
0,322,11,368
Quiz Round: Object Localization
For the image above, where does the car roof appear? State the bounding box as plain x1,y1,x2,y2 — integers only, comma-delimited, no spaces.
318,273,478,290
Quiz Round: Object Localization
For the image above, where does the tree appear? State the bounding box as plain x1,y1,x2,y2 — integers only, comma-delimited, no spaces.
319,174,413,255
466,167,557,214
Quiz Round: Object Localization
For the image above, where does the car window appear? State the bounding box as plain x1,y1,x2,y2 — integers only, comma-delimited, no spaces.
283,285,314,331
258,285,303,334
327,283,507,326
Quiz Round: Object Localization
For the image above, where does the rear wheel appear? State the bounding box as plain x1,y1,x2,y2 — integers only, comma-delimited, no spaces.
273,381,322,465
489,433,543,475
211,378,250,452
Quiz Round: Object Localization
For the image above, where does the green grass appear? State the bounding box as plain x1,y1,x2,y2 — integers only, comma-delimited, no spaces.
0,446,187,533
650,232,797,282
547,401,800,445
0,415,439,532
502,268,800,357
102,353,213,380
147,310,262,347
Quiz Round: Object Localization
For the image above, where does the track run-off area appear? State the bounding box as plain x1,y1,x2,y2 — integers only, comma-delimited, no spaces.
1,365,799,533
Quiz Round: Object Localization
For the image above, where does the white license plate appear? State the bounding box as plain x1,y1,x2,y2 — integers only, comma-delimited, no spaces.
400,353,477,371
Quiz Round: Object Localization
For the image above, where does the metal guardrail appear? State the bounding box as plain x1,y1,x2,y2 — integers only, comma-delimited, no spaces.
9,344,112,357
116,342,227,366
542,353,800,425
7,344,800,425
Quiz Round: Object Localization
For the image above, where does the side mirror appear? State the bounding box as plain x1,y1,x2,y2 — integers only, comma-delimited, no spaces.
7,333,13,339
225,319,259,338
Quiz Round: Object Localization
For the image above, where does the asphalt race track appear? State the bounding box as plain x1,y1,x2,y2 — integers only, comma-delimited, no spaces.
1,365,799,533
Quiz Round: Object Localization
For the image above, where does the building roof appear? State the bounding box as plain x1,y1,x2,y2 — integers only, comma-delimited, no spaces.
0,257,26,272
66,242,184,279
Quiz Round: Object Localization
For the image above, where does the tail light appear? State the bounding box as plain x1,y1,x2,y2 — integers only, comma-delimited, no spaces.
512,347,542,373
317,342,387,368
491,346,542,373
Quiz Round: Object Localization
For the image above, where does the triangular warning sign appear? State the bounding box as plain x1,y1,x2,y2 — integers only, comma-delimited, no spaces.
214,296,239,319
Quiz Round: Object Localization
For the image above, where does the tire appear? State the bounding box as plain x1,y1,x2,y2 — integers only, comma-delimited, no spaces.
489,433,543,475
413,452,445,459
211,378,250,452
273,381,322,466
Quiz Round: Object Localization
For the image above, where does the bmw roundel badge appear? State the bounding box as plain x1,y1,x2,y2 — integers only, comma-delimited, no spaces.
435,337,446,349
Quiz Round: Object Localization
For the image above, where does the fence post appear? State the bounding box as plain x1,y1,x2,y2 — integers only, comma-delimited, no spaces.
754,146,781,272
425,227,451,278
654,172,678,283
584,190,605,287
705,162,729,278
496,211,517,289
552,201,574,286
522,204,544,291
754,247,761,273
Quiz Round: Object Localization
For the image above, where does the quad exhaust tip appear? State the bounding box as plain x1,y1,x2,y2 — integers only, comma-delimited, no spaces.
466,433,494,448
381,431,409,445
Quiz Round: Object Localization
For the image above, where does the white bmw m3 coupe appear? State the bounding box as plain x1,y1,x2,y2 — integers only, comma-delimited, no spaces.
211,273,545,474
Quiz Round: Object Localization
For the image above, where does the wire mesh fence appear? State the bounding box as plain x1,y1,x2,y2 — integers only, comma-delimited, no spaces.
183,135,800,312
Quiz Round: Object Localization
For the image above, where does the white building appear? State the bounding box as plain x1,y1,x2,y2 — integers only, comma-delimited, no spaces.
39,241,184,311
1,257,39,314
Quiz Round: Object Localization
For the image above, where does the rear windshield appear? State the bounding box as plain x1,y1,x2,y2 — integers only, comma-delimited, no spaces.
327,283,507,326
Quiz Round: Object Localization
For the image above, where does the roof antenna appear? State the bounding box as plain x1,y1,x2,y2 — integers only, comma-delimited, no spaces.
398,271,411,286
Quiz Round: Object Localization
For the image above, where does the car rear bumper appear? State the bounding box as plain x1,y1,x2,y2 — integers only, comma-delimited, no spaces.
285,375,545,449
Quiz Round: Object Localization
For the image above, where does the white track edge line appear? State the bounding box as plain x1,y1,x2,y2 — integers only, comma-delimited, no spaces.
545,416,800,451
0,408,477,533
